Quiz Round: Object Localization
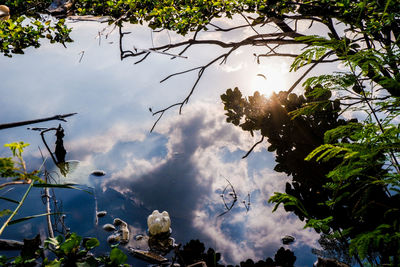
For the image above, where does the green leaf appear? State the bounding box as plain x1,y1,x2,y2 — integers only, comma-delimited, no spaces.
60,233,81,255
110,248,127,265
0,209,12,217
84,238,100,250
45,259,61,267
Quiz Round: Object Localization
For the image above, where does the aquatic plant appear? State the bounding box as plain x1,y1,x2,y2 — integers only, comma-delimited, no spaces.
0,232,128,266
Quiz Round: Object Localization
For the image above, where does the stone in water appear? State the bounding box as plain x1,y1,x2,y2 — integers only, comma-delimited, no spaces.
282,235,295,245
91,170,106,176
103,224,116,232
97,211,107,217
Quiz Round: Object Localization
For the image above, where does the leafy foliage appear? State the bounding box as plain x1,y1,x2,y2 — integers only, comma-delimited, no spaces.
0,16,72,57
222,82,400,265
0,232,128,266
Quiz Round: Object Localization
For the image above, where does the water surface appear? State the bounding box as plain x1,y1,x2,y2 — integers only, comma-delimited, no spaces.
0,20,319,266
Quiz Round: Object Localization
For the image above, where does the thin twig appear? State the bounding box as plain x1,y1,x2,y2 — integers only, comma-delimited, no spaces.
40,128,59,166
150,49,236,132
242,136,265,159
218,178,238,217
39,147,54,239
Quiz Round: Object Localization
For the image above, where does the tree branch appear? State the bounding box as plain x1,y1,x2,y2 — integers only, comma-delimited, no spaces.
0,113,77,130
242,136,265,159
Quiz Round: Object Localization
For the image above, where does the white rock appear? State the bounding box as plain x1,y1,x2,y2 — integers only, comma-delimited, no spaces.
147,210,171,236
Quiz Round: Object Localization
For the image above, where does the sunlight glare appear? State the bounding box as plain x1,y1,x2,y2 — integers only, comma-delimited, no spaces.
250,63,289,97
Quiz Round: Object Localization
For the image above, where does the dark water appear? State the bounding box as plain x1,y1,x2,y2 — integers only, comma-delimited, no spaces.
0,21,319,266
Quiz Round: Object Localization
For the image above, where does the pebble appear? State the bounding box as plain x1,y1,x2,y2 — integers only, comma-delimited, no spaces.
281,235,295,245
96,211,107,217
107,234,121,244
113,218,127,227
103,224,116,232
90,170,106,177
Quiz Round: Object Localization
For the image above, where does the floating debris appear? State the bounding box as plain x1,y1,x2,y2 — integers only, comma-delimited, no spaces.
90,170,106,177
129,248,168,264
282,235,295,245
148,235,175,254
187,262,207,267
102,224,116,232
96,211,107,217
315,257,350,267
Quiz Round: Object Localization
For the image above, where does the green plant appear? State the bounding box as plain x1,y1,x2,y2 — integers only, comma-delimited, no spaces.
0,232,128,266
0,142,44,235
0,142,90,235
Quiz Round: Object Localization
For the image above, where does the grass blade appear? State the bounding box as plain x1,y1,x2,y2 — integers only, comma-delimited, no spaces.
9,212,62,225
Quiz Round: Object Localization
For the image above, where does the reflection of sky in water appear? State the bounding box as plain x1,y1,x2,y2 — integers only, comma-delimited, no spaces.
0,20,320,266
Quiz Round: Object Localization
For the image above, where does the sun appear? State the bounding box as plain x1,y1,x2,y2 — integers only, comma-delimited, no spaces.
250,63,290,97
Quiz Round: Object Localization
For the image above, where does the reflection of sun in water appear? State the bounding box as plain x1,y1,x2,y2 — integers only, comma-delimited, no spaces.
250,63,289,97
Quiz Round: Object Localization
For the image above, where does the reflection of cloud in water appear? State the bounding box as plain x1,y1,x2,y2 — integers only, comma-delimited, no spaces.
71,103,319,265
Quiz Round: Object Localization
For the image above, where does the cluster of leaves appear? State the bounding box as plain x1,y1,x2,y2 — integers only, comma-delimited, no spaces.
222,83,400,265
0,142,90,234
0,232,128,266
0,0,72,56
177,239,296,267
213,0,400,265
0,142,43,224
0,142,40,183
221,87,345,223
74,0,268,34
0,142,129,266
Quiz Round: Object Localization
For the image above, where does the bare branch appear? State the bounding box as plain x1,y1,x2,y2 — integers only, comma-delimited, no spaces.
242,136,265,159
134,52,151,64
150,47,238,132
160,67,203,83
0,113,77,130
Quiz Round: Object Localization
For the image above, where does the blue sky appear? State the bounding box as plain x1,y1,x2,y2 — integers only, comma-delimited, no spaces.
0,16,348,266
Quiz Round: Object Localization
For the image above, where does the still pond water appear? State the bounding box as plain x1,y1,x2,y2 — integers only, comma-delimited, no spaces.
0,20,319,266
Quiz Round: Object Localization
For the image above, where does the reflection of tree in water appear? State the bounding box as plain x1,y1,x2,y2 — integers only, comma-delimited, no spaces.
177,239,296,267
222,87,399,265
